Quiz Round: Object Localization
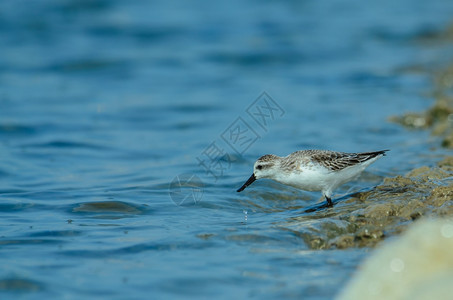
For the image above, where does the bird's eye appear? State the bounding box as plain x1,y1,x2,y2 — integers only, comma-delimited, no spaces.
257,165,263,170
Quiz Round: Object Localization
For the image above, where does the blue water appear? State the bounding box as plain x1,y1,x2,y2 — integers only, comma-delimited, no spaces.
1,0,453,298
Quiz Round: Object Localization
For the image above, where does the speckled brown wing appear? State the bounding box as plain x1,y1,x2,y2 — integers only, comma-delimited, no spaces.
309,150,388,171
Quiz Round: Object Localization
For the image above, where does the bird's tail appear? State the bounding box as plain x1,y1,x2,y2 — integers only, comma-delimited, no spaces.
359,150,389,157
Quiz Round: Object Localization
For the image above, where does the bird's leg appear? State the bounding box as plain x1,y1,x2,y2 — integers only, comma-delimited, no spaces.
325,196,333,207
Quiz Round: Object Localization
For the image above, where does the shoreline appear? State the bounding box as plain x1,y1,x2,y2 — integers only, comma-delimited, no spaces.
288,34,453,250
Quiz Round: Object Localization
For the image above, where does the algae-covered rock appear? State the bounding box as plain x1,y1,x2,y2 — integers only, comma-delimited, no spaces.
438,156,453,170
390,69,453,149
328,234,355,249
442,132,453,148
432,201,453,216
388,113,428,129
397,199,425,220
428,183,453,207
362,203,397,220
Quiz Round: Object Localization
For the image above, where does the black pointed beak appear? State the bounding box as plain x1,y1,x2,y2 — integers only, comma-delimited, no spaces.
237,174,256,192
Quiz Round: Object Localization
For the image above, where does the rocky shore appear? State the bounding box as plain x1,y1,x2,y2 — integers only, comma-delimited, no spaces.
285,58,453,250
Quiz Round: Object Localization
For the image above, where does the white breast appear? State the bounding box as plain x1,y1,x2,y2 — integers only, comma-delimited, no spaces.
273,163,330,192
271,157,378,193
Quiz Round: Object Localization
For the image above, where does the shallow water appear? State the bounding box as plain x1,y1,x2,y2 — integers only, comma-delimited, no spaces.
1,0,453,298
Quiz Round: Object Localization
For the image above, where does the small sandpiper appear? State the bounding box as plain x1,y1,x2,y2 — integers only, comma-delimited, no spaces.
237,149,388,207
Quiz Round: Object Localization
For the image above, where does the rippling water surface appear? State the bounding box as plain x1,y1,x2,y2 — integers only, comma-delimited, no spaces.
1,0,453,298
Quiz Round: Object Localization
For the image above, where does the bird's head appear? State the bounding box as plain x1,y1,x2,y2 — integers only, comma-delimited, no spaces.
237,154,279,192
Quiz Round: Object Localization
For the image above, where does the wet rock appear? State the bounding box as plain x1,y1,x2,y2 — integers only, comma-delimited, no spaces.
308,237,326,249
0,278,43,292
390,89,453,149
72,201,143,214
328,235,354,249
388,113,428,129
442,133,453,148
405,165,451,181
438,156,453,170
427,183,453,207
355,226,384,245
432,201,453,216
397,199,425,220
404,165,431,177
362,203,397,219
196,233,216,240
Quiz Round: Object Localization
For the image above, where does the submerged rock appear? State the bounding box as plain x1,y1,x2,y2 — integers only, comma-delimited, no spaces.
389,80,453,148
337,218,453,300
